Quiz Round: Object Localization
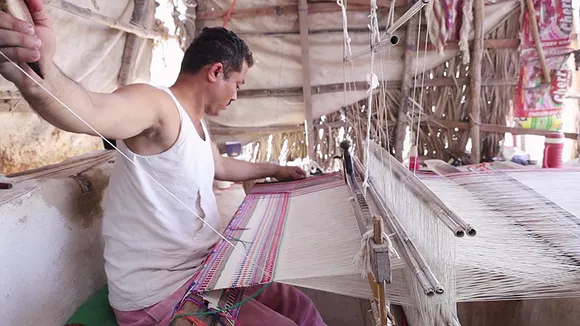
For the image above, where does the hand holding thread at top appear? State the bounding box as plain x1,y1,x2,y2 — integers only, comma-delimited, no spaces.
0,0,56,86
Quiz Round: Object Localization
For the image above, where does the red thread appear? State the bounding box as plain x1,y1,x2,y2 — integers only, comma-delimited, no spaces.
223,0,238,27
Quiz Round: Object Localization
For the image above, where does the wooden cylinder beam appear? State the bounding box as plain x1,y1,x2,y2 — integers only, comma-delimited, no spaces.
468,0,484,163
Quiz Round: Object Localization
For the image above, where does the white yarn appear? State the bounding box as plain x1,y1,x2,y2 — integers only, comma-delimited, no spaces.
353,216,396,278
336,0,353,57
361,0,381,196
353,228,376,277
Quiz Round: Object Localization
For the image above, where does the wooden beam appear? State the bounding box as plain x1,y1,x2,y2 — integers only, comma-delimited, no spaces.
298,0,315,160
118,0,153,86
237,77,518,98
394,5,418,161
210,125,302,134
426,119,579,140
196,1,406,21
207,119,579,142
44,0,165,40
418,38,520,51
468,0,484,163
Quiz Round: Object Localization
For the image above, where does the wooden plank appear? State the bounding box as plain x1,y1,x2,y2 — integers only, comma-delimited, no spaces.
298,0,315,160
468,0,484,163
237,77,518,98
197,1,407,21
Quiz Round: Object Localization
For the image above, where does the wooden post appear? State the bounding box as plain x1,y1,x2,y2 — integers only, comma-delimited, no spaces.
183,0,197,47
468,0,484,163
298,0,315,161
372,215,388,326
393,11,419,161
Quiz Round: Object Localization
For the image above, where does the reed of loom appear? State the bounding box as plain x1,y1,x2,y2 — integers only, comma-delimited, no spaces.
351,153,443,297
367,142,476,237
342,140,444,299
340,140,393,326
367,179,441,297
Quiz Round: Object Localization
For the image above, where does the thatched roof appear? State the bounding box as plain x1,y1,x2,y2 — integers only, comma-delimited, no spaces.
198,0,519,147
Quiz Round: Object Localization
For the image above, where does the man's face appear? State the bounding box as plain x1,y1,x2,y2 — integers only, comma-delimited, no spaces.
206,61,249,116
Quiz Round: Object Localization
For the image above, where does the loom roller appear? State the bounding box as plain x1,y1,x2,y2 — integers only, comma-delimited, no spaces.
1,0,45,79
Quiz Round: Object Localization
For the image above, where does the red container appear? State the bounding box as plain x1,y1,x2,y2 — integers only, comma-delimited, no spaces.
409,145,420,172
543,132,564,168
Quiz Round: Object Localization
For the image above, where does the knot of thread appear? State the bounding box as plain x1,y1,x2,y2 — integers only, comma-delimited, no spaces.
353,217,394,277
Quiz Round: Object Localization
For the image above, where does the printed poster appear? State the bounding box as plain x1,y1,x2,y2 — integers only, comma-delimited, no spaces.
514,0,575,130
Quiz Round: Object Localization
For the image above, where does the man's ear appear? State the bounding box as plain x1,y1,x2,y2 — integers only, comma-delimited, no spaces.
207,63,224,83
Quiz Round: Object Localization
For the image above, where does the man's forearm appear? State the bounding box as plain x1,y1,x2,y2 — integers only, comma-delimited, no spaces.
19,63,98,134
216,157,280,182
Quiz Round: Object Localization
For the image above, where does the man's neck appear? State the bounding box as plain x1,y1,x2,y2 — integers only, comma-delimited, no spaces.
169,74,206,122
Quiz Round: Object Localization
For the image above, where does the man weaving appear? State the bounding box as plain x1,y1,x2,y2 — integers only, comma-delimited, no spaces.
0,1,326,325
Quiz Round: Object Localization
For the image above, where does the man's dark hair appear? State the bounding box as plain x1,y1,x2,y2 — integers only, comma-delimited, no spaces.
180,27,254,79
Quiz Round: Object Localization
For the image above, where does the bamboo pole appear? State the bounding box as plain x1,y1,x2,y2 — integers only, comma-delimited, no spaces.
394,9,419,161
44,0,165,40
196,1,406,21
468,0,484,163
298,0,315,160
524,0,551,83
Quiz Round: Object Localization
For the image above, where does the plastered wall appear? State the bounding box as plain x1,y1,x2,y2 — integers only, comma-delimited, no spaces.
0,162,111,325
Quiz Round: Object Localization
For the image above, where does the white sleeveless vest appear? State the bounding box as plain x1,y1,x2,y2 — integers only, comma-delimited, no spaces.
101,87,221,311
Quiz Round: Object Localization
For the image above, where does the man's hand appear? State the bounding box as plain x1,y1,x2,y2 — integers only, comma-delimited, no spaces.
274,166,307,182
0,0,56,86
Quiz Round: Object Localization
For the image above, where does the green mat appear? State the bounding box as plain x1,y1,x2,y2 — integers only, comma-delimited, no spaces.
65,286,118,326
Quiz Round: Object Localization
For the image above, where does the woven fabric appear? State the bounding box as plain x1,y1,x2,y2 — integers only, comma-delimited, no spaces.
172,172,345,325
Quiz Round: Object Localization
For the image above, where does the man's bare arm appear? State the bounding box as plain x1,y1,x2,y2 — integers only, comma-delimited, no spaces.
19,63,162,140
0,6,161,141
211,142,305,182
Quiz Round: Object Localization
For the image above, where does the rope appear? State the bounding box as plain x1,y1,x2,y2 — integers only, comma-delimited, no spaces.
222,0,238,27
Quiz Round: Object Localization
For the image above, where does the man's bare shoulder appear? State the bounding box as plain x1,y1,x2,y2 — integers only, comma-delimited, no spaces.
118,84,181,155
